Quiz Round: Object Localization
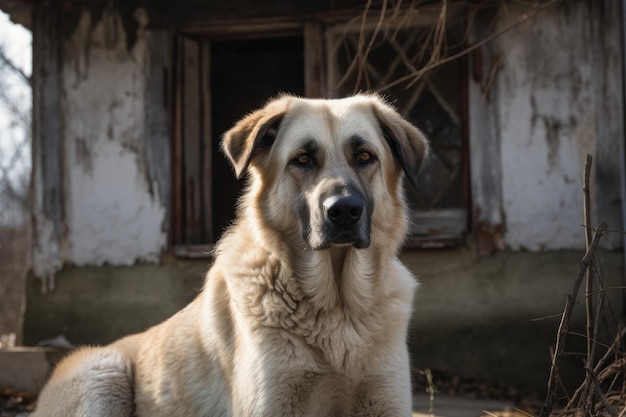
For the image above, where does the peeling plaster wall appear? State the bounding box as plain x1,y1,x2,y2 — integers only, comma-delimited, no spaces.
492,1,623,250
32,1,624,278
60,7,166,266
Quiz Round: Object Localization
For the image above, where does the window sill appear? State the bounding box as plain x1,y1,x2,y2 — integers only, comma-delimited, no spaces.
172,244,215,259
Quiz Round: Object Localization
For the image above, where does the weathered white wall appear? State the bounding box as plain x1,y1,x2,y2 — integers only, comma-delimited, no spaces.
32,1,623,281
488,1,623,250
61,7,166,266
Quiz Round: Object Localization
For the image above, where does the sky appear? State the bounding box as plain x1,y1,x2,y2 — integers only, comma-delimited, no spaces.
0,10,32,214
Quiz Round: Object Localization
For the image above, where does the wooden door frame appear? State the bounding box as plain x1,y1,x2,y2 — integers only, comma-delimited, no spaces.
170,22,322,257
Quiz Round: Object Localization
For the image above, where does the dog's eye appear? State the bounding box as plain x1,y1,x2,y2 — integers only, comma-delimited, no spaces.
357,151,375,164
293,154,313,167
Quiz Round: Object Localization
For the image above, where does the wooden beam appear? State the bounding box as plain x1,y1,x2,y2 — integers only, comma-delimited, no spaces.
468,41,504,255
32,2,63,241
304,22,325,97
200,41,213,243
145,29,172,238
181,37,203,244
171,36,184,245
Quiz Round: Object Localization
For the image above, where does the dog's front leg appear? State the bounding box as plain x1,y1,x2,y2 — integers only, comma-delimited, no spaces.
233,363,340,417
350,375,413,417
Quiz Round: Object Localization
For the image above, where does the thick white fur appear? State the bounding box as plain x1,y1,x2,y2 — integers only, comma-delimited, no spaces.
31,94,428,417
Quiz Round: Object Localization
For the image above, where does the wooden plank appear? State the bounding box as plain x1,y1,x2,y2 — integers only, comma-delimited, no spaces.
324,27,340,97
304,22,325,97
406,209,467,249
200,41,213,243
145,29,171,239
33,3,63,238
169,1,367,31
171,35,185,244
182,20,302,40
172,244,215,259
409,209,467,236
460,56,472,217
182,37,203,244
468,36,504,255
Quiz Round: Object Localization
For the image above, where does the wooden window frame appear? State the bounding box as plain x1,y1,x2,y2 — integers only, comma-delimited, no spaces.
171,22,319,257
324,17,471,249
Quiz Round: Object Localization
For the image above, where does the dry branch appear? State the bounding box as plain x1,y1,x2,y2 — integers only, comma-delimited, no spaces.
539,223,607,417
582,155,594,414
539,155,626,417
0,45,31,86
585,363,619,417
372,0,566,92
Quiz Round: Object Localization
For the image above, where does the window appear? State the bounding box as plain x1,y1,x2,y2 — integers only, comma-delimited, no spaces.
325,17,469,248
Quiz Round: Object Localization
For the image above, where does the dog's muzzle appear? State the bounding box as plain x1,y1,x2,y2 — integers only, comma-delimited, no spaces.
324,195,363,227
320,193,370,248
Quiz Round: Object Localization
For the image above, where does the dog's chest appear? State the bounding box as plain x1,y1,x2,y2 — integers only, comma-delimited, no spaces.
235,270,387,375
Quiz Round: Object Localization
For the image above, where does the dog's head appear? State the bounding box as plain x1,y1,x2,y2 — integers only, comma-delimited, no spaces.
222,94,428,251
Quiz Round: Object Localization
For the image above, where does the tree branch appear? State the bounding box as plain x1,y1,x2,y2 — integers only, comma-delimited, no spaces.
0,45,31,86
376,0,564,91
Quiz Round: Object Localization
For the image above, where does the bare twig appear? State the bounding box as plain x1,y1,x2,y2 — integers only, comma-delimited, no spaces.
482,54,504,100
550,345,572,402
0,45,31,86
583,154,593,255
355,0,388,92
539,223,607,417
584,363,620,417
334,0,373,91
376,0,565,91
582,154,595,412
581,225,626,235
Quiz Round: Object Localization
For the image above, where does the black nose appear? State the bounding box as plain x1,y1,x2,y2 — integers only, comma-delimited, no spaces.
324,195,364,226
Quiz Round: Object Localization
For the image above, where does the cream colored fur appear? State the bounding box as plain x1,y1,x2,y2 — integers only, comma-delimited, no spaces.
31,94,429,417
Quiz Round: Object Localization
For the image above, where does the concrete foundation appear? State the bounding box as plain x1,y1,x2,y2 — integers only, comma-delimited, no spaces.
403,248,624,393
0,347,66,393
21,248,624,394
22,258,208,346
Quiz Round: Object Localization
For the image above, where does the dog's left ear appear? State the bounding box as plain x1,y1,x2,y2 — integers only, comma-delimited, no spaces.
371,98,429,190
221,95,292,179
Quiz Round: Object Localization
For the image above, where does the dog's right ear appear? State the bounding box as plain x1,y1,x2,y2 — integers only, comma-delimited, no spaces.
370,96,429,191
221,95,292,179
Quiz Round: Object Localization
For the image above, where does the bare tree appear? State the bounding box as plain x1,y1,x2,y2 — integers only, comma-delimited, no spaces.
0,33,32,340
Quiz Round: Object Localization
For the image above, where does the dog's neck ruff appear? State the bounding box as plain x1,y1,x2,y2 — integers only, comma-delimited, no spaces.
216,225,400,374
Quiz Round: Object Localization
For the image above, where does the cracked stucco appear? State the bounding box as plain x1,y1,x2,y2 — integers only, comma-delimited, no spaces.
32,6,167,275
493,1,622,250
62,7,166,266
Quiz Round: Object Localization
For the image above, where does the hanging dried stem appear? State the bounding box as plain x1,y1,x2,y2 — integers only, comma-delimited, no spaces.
346,0,565,94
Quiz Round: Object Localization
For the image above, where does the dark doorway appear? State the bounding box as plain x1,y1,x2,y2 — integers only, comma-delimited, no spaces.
210,36,304,240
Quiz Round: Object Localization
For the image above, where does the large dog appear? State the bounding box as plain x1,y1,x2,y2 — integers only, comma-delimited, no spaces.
31,94,429,417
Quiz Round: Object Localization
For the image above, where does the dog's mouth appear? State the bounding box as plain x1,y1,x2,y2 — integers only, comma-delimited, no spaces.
322,226,371,249
306,230,371,250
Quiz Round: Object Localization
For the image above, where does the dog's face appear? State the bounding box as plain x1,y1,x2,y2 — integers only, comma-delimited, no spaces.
222,94,428,251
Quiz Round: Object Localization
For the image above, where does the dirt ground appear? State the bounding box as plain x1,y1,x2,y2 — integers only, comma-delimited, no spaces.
0,367,543,417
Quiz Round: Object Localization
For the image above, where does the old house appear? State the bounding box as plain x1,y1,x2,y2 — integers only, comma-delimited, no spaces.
1,0,624,392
